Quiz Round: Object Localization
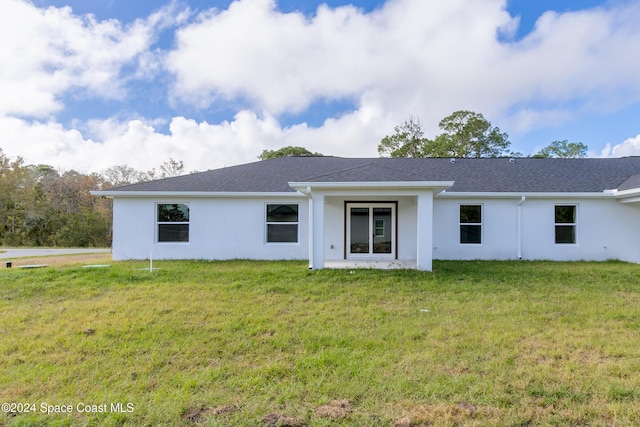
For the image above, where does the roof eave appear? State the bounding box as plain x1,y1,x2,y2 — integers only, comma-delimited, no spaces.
438,191,615,198
288,181,455,194
90,190,303,198
609,187,640,203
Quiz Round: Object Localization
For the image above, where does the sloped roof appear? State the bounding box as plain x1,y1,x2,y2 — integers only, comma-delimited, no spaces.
100,156,640,194
617,173,640,191
301,162,434,182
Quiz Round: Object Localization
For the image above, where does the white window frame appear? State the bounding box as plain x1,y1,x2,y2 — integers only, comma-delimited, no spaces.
265,203,299,244
346,202,396,260
459,204,482,245
554,204,578,245
156,203,190,244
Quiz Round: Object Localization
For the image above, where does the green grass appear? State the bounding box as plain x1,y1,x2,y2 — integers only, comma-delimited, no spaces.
1,260,640,426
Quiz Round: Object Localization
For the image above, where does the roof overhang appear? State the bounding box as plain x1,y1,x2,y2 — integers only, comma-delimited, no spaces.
91,187,623,200
288,181,455,195
437,191,616,199
90,191,303,198
608,188,640,204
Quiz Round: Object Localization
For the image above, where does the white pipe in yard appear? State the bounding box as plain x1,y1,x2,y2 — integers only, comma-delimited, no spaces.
517,196,526,259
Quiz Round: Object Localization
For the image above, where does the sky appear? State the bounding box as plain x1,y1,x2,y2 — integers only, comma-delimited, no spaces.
1,0,640,173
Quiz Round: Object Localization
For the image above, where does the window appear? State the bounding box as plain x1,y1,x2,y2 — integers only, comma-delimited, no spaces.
266,204,298,243
374,218,385,237
555,205,576,244
460,205,482,244
157,203,189,242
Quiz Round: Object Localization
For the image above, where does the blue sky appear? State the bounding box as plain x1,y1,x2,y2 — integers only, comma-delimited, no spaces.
2,0,640,172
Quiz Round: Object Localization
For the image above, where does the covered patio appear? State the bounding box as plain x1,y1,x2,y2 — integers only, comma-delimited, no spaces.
288,164,453,271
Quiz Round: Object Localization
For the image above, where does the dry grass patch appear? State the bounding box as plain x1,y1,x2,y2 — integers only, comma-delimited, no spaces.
401,403,499,426
0,253,111,268
210,404,239,415
263,413,306,426
181,404,239,424
314,399,353,419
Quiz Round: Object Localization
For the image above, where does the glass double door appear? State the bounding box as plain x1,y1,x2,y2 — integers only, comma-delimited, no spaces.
347,203,396,258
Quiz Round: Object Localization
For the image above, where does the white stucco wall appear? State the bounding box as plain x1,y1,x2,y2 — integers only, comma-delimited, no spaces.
112,197,308,261
520,198,640,262
433,198,518,260
111,193,640,264
433,196,640,262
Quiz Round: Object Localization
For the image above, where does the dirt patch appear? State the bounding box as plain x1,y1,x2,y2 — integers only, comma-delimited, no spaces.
210,404,238,415
182,406,207,422
182,405,239,423
1,253,112,269
263,413,305,426
314,399,353,419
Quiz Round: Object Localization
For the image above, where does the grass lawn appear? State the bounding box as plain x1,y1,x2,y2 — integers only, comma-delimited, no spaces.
1,260,640,426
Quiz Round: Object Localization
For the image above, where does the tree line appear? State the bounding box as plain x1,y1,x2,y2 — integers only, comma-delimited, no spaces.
261,111,588,160
377,111,588,159
0,150,185,247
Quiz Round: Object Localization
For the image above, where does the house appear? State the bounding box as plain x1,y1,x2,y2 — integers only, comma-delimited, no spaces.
92,156,640,271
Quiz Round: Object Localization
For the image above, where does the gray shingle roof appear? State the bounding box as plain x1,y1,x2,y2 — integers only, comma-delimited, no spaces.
301,162,436,182
617,174,640,191
103,156,640,193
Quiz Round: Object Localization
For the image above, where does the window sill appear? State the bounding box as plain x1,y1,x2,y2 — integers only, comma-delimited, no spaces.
156,241,190,244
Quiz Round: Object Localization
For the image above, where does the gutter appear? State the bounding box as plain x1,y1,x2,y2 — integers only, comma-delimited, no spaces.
437,191,612,199
307,186,314,270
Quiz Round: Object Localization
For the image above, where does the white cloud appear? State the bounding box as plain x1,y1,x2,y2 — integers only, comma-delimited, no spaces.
504,5,640,109
502,108,576,134
0,0,183,117
3,112,637,177
0,116,94,164
0,106,394,173
601,134,640,158
166,0,516,117
166,0,640,134
2,0,640,173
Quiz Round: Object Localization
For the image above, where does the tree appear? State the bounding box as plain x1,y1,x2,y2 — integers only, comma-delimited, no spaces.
258,146,323,160
102,165,144,187
0,149,113,247
102,159,189,186
378,111,514,158
378,116,427,158
426,110,512,158
534,140,588,158
0,154,33,245
159,158,185,178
